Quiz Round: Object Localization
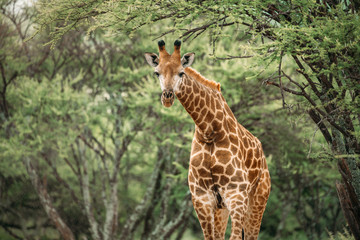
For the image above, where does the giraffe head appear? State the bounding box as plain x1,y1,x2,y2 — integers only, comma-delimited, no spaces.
145,40,195,107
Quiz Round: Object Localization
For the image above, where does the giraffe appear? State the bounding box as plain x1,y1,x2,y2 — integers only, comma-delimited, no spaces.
145,40,271,240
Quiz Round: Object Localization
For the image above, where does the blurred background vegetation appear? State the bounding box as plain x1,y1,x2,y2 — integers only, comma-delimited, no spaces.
0,0,359,239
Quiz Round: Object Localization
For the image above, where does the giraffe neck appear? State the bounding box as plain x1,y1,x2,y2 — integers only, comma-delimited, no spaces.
175,69,230,142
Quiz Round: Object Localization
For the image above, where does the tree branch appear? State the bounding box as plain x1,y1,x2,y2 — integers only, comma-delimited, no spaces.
22,157,75,240
76,140,101,240
119,152,165,240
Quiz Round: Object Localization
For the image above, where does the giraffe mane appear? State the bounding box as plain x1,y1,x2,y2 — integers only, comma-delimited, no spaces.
184,67,221,92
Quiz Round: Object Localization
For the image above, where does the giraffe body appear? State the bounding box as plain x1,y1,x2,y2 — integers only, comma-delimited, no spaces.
145,40,271,240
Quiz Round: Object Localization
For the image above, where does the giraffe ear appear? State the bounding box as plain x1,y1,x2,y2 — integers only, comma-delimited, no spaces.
181,52,195,68
144,53,159,67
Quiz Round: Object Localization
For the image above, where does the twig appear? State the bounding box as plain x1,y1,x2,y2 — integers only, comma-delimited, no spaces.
215,55,254,60
265,81,303,96
279,50,285,107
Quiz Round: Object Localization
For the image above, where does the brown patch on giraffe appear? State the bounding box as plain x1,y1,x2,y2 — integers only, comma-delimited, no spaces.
203,152,211,164
215,150,231,164
243,137,249,149
234,222,242,229
176,91,184,99
197,113,205,123
179,94,188,103
246,149,253,164
231,171,244,182
191,153,202,167
207,223,213,236
225,164,235,175
186,86,191,94
227,119,236,133
220,176,230,185
228,183,238,189
213,120,222,131
188,102,195,112
237,150,243,161
230,145,238,155
194,95,200,106
216,138,230,149
212,175,219,183
245,155,252,169
251,159,260,169
248,169,260,184
193,168,199,178
215,100,222,110
216,130,226,142
212,165,224,174
215,111,223,121
239,184,247,191
193,83,200,94
198,168,211,177
190,184,194,193
254,147,260,158
210,97,216,110
229,134,238,145
197,213,206,221
201,108,208,117
184,99,191,109
198,122,207,131
205,111,215,122
199,179,208,189
192,112,199,121
188,93,194,102
192,141,202,152
200,90,205,98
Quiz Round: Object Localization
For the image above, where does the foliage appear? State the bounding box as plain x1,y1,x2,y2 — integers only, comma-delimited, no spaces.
1,0,359,239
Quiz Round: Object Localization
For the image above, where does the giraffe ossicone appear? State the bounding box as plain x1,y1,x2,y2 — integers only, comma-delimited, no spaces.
145,40,271,240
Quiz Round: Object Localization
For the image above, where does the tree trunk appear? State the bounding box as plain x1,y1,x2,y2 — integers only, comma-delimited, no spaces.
23,157,75,240
336,158,360,240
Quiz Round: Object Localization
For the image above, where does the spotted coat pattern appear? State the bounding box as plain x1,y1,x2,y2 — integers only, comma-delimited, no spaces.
145,40,271,240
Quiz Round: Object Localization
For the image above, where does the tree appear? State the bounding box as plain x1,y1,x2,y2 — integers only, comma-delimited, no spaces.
1,1,195,239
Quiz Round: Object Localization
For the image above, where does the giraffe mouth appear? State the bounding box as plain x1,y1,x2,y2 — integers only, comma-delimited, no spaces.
161,90,175,107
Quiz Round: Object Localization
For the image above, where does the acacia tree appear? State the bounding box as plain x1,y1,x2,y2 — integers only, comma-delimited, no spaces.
36,0,360,238
1,1,195,239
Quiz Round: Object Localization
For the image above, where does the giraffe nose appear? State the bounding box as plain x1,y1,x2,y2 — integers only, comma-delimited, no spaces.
163,90,173,99
161,90,175,107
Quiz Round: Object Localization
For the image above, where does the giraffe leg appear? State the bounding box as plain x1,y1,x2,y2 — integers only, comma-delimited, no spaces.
226,193,248,240
243,171,271,240
192,196,216,240
214,208,229,239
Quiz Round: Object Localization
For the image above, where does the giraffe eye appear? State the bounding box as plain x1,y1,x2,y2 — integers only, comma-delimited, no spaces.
179,72,184,78
154,72,160,77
